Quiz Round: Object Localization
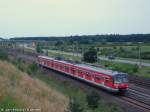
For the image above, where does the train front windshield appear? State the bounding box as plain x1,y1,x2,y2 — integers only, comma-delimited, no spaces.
113,74,128,84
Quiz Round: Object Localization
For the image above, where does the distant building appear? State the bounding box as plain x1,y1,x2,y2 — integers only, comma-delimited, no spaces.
32,41,36,47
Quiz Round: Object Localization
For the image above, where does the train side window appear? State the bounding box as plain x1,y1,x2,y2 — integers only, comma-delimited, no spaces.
95,75,101,80
86,72,91,77
78,70,80,73
65,66,69,70
105,78,109,83
71,69,75,74
78,70,82,74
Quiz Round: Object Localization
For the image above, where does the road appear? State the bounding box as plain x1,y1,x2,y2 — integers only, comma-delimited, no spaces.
47,50,150,67
23,46,150,67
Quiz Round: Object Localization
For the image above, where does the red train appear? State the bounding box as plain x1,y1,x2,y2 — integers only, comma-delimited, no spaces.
38,56,128,93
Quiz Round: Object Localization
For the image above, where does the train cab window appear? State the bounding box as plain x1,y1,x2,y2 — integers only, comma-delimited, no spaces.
113,74,128,84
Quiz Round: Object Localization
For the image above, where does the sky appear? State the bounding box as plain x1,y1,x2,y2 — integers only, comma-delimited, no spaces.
0,0,150,38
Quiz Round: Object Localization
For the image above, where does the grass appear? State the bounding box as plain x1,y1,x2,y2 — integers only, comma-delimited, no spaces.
98,60,150,78
116,57,150,63
96,45,150,52
0,96,22,109
134,66,150,78
48,50,81,61
0,60,69,112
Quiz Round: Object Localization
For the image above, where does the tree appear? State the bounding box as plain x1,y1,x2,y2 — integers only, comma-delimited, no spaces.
55,41,63,46
83,47,97,63
36,42,43,53
67,98,84,112
86,91,100,110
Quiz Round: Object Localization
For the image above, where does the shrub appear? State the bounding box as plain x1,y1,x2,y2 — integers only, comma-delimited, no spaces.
86,91,100,110
132,64,139,73
67,98,84,112
27,62,38,76
11,58,25,72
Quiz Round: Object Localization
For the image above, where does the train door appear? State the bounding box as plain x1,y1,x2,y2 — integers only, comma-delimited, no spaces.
78,69,84,78
44,60,48,66
51,61,54,68
59,64,63,71
94,74,101,84
102,76,105,85
64,65,69,73
104,77,112,87
48,61,51,67
85,72,92,81
70,67,75,75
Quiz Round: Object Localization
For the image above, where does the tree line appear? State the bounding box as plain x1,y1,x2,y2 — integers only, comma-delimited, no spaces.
10,34,150,43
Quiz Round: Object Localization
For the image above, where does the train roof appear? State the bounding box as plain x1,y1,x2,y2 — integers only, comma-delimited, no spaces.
75,64,119,76
38,56,74,65
38,56,125,76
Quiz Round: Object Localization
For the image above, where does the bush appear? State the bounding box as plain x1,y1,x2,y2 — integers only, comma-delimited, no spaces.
27,62,38,76
86,91,100,110
132,64,139,73
11,58,25,72
67,98,84,112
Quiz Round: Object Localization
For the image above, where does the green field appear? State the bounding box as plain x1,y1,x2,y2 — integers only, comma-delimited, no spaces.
96,45,150,52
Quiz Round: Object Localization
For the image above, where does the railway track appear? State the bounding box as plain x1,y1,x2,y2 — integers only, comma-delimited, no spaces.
8,50,150,112
124,88,150,110
129,75,150,89
120,96,150,112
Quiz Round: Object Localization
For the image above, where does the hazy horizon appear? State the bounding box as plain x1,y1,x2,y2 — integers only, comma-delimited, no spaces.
0,0,150,38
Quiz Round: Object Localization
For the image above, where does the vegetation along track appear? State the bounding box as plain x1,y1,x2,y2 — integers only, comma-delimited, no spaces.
8,50,150,112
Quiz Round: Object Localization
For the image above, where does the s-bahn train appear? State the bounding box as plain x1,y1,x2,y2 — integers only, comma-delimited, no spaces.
38,56,128,93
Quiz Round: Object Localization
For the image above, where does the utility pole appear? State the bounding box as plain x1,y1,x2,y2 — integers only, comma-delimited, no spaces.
23,41,24,54
138,43,141,68
13,41,17,59
73,44,75,58
76,42,78,57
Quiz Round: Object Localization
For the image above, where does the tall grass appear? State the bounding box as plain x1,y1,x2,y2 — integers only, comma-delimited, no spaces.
0,61,69,112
